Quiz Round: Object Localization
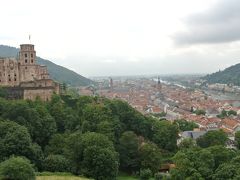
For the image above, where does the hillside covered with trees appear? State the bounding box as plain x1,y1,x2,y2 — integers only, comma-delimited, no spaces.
0,45,94,86
203,63,240,85
0,94,240,179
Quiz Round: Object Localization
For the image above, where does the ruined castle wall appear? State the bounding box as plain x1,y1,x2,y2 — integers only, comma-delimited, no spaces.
0,44,60,101
20,79,56,88
0,58,20,86
23,87,55,101
38,65,50,79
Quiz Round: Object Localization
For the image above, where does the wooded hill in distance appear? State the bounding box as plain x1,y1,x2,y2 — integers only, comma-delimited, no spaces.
0,45,94,87
203,63,240,85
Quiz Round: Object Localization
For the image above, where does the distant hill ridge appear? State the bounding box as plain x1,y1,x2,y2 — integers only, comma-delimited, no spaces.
0,45,94,86
203,63,240,85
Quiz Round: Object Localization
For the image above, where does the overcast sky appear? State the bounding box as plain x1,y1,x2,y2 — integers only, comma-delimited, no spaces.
1,0,240,77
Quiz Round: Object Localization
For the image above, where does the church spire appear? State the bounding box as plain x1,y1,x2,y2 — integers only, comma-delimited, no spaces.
157,76,162,91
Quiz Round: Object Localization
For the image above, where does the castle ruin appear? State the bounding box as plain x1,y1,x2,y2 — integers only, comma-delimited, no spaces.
0,44,60,101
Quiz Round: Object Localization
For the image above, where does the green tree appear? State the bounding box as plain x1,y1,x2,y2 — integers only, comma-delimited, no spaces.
171,151,194,180
0,120,32,161
97,120,115,142
82,146,119,180
43,154,70,172
49,99,68,132
45,133,67,155
212,163,239,180
66,132,119,179
81,104,113,132
81,132,115,150
178,138,196,150
235,131,240,149
217,109,237,119
228,110,237,116
194,149,214,179
2,101,57,147
171,148,214,180
106,99,152,139
0,156,35,180
118,131,140,173
174,119,198,131
139,142,162,174
208,146,235,170
196,130,227,148
27,143,44,171
152,120,179,151
194,109,206,115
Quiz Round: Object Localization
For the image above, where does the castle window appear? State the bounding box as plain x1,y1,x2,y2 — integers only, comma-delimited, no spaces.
14,78,16,81
25,53,27,58
25,59,28,63
25,67,27,69
31,59,33,63
14,74,16,76
31,54,33,58
9,78,11,81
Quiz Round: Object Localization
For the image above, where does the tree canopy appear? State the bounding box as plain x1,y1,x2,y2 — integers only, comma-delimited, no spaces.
0,94,238,179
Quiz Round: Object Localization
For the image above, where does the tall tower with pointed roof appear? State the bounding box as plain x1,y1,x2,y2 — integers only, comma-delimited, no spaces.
157,76,162,91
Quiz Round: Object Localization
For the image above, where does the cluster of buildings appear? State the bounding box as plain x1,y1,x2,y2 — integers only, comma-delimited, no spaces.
0,44,60,101
90,77,240,137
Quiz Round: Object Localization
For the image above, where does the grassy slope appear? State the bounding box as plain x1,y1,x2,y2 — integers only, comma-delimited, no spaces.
37,176,90,180
36,172,138,180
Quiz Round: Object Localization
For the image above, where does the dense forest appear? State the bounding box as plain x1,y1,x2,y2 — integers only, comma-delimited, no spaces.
0,94,240,179
203,63,240,86
0,45,94,86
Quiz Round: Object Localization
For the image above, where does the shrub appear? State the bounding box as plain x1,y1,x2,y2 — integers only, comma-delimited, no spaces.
140,169,152,180
0,156,35,180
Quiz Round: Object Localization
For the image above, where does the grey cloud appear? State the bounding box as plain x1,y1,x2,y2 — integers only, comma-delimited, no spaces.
174,0,240,45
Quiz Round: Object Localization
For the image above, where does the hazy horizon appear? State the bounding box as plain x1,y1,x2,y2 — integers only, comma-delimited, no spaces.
1,0,240,77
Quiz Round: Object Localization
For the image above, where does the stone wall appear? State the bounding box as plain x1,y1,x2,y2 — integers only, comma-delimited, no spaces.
23,87,56,101
0,58,20,87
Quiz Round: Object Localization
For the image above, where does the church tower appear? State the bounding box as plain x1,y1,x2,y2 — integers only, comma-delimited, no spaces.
157,76,162,91
109,77,113,91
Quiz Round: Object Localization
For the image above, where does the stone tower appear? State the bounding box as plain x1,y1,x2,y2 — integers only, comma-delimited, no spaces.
19,44,36,65
18,44,38,82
